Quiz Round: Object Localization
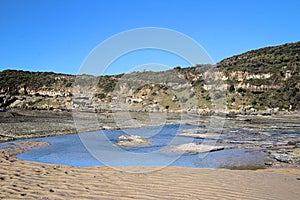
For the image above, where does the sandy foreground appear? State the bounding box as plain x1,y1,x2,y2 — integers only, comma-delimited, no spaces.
0,142,299,200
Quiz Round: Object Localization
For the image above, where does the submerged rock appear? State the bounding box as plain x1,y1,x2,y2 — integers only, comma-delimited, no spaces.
165,143,230,154
115,135,152,147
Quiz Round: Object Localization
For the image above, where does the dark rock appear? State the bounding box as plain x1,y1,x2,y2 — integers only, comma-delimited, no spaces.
270,153,292,163
226,111,236,118
264,162,273,166
287,141,297,145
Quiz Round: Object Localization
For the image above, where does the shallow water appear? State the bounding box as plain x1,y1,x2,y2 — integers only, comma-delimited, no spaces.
16,124,267,168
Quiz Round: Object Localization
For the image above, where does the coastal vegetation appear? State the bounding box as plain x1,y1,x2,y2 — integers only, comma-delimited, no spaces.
0,41,299,112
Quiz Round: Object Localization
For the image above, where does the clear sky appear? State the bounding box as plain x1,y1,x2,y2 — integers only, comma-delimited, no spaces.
0,0,299,75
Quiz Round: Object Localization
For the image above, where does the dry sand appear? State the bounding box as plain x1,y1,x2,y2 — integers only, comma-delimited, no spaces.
0,142,299,200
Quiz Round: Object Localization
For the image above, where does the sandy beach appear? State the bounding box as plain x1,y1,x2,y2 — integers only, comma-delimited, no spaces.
0,141,299,200
1,0,299,199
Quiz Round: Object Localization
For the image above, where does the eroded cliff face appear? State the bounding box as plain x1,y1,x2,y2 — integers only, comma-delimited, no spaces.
0,67,298,113
0,71,74,111
216,41,300,112
203,68,299,112
0,41,299,113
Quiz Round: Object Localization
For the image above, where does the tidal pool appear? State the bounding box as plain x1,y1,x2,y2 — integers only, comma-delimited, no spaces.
17,124,267,168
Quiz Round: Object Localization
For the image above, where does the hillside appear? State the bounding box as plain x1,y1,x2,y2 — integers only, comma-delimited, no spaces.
217,41,300,111
0,41,299,114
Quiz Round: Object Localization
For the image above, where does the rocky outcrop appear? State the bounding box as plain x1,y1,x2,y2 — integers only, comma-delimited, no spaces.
0,95,17,108
115,135,152,147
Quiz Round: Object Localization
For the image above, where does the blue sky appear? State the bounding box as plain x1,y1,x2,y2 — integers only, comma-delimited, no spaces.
0,0,299,75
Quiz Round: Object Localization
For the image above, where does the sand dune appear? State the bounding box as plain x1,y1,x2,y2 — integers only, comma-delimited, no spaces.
0,142,299,199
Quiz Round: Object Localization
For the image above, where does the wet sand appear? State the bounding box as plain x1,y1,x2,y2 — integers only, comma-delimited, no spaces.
0,142,299,199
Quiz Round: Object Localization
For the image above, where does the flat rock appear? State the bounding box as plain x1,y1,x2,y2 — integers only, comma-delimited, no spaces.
165,143,230,154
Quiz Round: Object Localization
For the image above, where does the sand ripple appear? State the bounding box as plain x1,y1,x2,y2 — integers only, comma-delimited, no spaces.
0,142,299,199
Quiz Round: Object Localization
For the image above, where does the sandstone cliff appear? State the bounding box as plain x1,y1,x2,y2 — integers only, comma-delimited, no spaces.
0,41,299,113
